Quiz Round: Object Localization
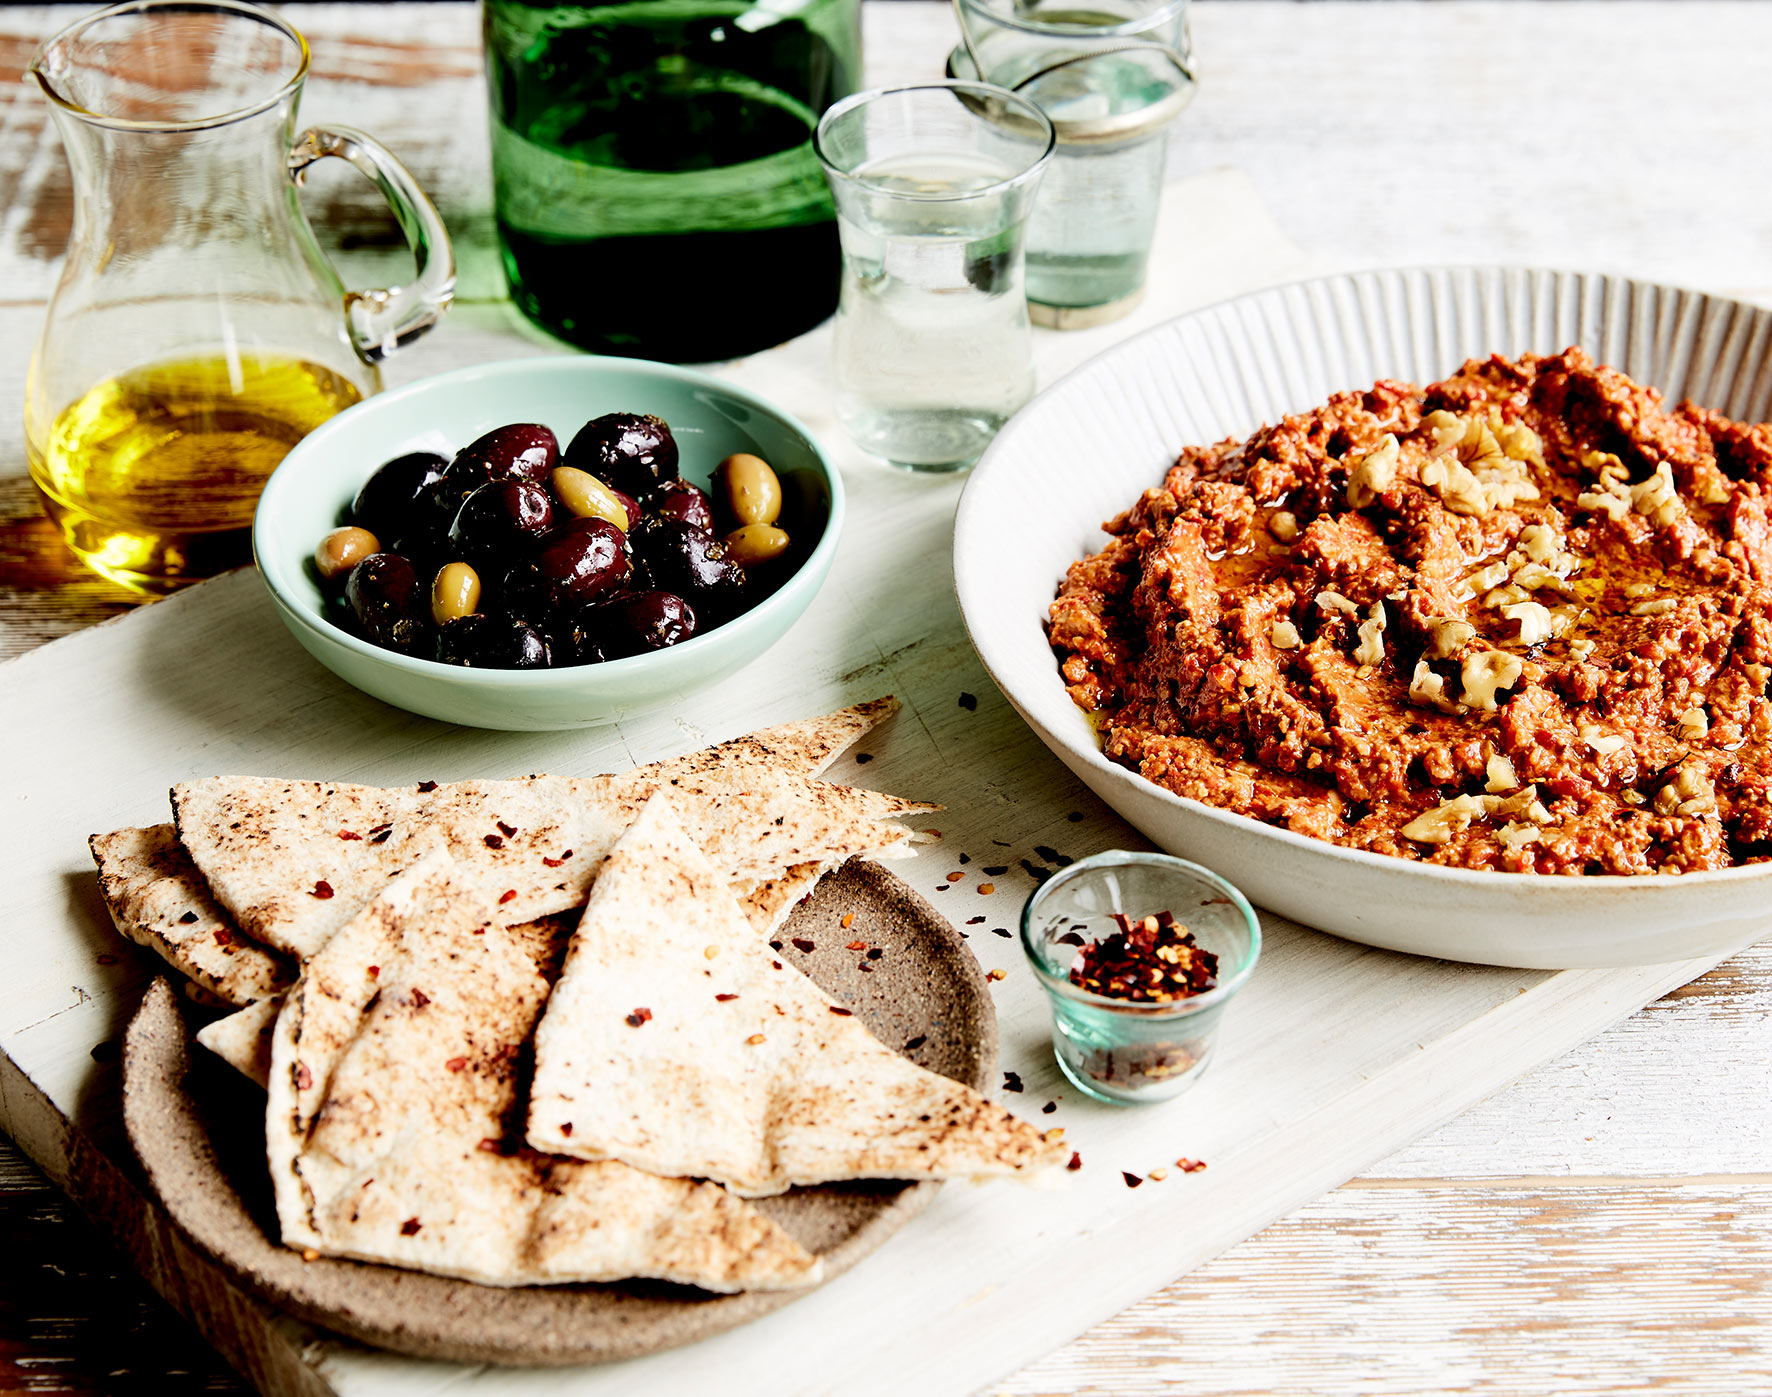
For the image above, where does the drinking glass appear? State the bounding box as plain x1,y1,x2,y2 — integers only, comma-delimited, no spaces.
25,0,453,593
1021,850,1260,1104
815,82,1054,473
952,0,1194,326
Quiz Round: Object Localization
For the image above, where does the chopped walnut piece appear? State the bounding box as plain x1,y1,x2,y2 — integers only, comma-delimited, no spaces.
1346,434,1400,508
1510,561,1573,595
1409,659,1461,714
1624,581,1656,600
1568,637,1597,661
1270,619,1302,651
1630,462,1683,528
1656,763,1718,818
1502,600,1554,646
1419,413,1540,515
1496,821,1542,850
1580,726,1628,758
1460,650,1524,711
1401,793,1492,845
1677,707,1709,741
1316,590,1359,615
1632,597,1677,617
1469,559,1510,592
1352,602,1387,666
1426,616,1477,658
1485,754,1519,792
1518,522,1559,564
1269,510,1299,542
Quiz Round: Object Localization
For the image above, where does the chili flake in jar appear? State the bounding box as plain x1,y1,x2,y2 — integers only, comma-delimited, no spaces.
1069,911,1219,1003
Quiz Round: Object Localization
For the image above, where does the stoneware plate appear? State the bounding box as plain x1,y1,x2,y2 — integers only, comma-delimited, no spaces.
955,266,1772,969
123,860,993,1366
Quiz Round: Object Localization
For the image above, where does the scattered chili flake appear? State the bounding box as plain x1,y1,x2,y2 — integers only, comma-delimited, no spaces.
1034,844,1063,864
301,1248,320,1262
214,928,234,946
983,865,1009,877
411,989,430,1009
89,1040,119,1063
368,822,393,843
935,884,949,892
866,947,884,960
542,851,572,867
978,882,996,895
1041,1101,1057,1114
178,910,198,924
400,1218,422,1236
904,1035,927,1051
477,1137,504,1153
769,940,784,951
715,993,739,1002
1122,1172,1143,1189
829,1006,854,1017
1070,910,1218,1003
840,912,855,929
992,928,1011,938
987,968,1007,981
855,752,874,764
1067,811,1085,823
1021,859,1052,883
772,960,783,970
310,880,334,899
947,870,966,881
367,965,379,978
417,781,437,793
497,820,518,837
846,940,867,951
958,692,977,710
704,946,720,960
791,937,815,953
747,1033,766,1045
484,834,505,849
446,1056,467,1073
339,829,361,841
559,1123,573,1137
926,829,942,838
1002,1071,1023,1092
626,1007,653,1028
96,952,119,966
1148,1168,1169,1182
499,889,517,905
294,1063,313,1090
958,853,972,865
1067,1151,1083,1171
992,839,1011,847
859,962,874,972
1177,1158,1207,1173
967,916,986,926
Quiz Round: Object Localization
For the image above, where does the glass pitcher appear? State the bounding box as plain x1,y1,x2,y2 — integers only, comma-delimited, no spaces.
25,0,455,594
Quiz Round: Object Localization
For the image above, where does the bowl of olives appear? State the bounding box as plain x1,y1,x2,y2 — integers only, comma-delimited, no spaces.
253,356,842,729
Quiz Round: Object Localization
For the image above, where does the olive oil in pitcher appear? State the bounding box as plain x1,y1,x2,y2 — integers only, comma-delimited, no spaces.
27,354,363,591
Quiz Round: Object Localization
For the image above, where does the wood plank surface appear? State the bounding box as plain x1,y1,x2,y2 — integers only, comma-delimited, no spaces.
2,3,1772,1395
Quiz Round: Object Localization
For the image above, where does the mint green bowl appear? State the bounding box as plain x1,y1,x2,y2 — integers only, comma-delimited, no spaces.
253,356,843,730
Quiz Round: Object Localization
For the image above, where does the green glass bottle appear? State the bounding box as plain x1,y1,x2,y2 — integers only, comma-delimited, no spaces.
484,0,862,363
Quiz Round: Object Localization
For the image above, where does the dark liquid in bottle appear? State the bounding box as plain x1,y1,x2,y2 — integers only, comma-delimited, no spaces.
486,0,857,363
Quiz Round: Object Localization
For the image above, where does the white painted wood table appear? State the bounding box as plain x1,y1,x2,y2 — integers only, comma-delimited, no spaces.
3,3,1772,1394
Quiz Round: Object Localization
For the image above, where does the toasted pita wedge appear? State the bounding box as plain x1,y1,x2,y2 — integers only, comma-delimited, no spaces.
90,826,295,1007
267,851,820,1292
175,763,933,962
527,796,1064,1197
197,993,282,1086
616,697,900,790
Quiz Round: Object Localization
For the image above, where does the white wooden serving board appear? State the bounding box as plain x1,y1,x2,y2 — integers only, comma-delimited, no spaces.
0,170,1744,1397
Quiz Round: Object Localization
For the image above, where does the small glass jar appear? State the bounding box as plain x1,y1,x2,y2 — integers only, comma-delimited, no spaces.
1020,850,1260,1104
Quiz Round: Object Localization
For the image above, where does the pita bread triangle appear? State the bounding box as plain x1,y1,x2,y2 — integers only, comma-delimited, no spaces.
172,700,933,963
526,795,1066,1198
90,825,295,1006
616,696,900,789
266,849,821,1292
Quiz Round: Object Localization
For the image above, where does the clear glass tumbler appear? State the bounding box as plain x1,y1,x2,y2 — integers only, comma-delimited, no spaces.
952,0,1194,326
815,82,1054,473
1021,850,1260,1105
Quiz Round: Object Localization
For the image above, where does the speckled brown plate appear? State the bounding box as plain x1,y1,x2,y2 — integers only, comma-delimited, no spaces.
122,858,995,1367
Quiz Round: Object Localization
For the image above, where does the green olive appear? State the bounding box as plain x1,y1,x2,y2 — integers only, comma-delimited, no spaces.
315,526,380,582
723,523,790,568
715,452,782,527
431,560,482,625
550,465,630,531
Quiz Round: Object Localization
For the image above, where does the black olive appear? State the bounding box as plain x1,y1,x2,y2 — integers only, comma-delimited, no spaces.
346,553,430,655
351,451,447,541
448,479,556,567
647,478,715,533
628,516,744,613
433,614,551,668
603,590,698,656
536,516,630,607
566,413,679,498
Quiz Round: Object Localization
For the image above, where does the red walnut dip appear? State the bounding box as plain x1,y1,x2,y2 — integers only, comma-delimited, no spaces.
1049,348,1772,875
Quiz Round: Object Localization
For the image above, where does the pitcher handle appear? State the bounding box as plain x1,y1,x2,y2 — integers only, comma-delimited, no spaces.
290,126,457,363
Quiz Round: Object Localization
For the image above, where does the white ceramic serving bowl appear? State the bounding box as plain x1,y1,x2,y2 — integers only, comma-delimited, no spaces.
956,267,1772,969
255,356,842,730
